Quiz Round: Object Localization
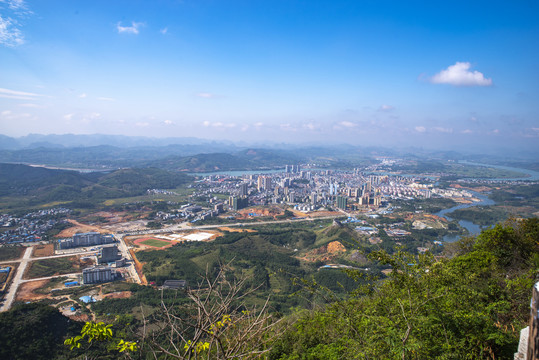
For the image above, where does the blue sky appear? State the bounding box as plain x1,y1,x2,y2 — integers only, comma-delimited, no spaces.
0,0,538,152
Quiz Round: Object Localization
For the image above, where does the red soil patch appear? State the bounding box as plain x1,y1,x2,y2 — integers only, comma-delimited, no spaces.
103,291,132,299
16,279,49,301
218,227,256,233
129,248,148,285
33,244,54,257
56,219,107,238
300,241,347,263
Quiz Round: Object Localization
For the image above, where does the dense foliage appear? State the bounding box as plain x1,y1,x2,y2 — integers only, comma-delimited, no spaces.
270,218,539,359
0,303,81,360
0,218,537,359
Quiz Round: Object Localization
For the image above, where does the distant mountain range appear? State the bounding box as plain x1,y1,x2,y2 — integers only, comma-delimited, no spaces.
0,134,536,172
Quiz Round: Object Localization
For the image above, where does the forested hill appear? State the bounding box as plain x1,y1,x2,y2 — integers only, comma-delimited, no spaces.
0,163,192,207
271,217,539,359
0,218,537,359
145,149,303,172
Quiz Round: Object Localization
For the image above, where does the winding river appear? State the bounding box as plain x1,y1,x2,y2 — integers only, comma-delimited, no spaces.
436,162,537,242
435,191,495,242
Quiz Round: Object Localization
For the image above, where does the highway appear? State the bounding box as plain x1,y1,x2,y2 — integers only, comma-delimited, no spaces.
1,246,33,312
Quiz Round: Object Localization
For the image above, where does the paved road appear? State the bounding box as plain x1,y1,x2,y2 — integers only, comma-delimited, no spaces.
114,234,142,284
1,246,33,312
0,215,342,310
19,272,82,284
118,215,341,237
0,250,96,265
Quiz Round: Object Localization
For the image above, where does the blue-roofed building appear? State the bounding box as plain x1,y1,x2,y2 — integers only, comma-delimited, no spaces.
79,295,96,304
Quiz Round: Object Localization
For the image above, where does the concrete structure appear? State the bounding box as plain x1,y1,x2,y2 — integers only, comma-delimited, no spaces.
336,196,348,210
239,182,249,196
115,258,126,267
162,279,187,290
98,244,121,264
58,232,114,249
229,196,248,210
82,266,117,284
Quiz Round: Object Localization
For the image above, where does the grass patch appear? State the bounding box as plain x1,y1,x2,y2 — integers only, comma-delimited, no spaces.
26,257,77,279
0,246,24,261
140,239,171,248
190,250,220,269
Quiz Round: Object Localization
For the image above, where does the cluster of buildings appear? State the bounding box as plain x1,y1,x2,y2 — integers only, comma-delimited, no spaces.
194,167,438,214
57,232,115,249
0,208,71,244
56,232,124,285
150,203,223,224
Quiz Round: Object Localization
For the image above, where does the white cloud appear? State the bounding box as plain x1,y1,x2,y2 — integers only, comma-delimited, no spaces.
163,120,174,125
1,110,32,120
0,0,30,47
433,127,453,133
254,122,264,127
524,128,539,137
78,93,87,98
339,121,356,128
3,0,26,11
197,92,216,98
160,27,168,35
18,103,41,108
79,112,101,124
303,122,317,131
430,62,492,86
0,87,42,100
202,121,236,128
117,21,143,35
97,97,115,101
280,123,294,131
415,126,427,133
63,113,74,121
135,121,149,127
461,129,473,134
379,104,394,112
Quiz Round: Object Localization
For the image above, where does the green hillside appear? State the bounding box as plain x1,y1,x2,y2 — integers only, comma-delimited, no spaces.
0,163,192,209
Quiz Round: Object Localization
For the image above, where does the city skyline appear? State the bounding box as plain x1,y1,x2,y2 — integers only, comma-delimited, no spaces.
1,0,538,153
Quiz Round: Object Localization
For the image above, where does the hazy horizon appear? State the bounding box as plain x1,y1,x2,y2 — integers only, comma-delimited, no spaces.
1,1,538,153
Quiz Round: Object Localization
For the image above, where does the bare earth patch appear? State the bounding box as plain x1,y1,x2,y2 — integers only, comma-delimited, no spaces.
57,219,108,238
300,241,347,263
16,279,50,301
33,244,54,257
102,291,132,299
218,227,256,233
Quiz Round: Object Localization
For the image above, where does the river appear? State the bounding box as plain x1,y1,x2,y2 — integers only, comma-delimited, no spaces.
458,160,539,181
435,161,538,242
435,191,495,242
